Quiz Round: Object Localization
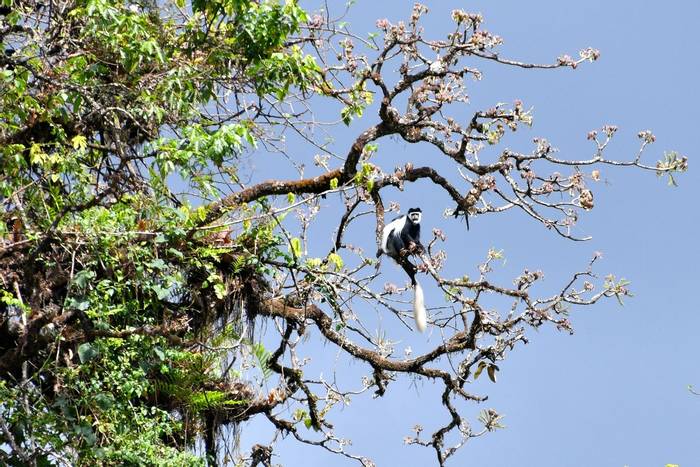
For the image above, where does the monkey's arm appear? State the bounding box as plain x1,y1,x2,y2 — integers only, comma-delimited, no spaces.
401,230,424,254
413,231,425,252
389,231,405,257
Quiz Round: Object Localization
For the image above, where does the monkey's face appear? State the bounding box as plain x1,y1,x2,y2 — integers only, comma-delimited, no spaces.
408,211,422,224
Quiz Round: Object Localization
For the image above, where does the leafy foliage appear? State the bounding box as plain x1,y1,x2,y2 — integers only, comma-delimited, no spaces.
0,0,318,464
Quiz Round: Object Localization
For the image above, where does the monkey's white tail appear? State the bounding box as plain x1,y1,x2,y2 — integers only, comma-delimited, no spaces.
413,281,427,332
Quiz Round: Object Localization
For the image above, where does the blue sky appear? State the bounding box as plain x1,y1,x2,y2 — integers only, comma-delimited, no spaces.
238,1,699,466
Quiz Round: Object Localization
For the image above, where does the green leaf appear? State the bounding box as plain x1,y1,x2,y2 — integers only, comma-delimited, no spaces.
73,269,96,289
213,282,226,300
328,252,343,271
487,364,499,383
77,343,98,363
152,285,170,300
330,177,338,189
29,143,46,165
94,392,114,410
289,237,302,259
252,343,272,380
341,106,353,125
189,391,246,411
71,135,87,151
473,361,487,380
168,248,184,259
147,258,167,270
67,297,90,311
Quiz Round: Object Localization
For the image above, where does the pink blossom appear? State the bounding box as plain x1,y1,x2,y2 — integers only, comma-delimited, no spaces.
383,283,399,294
376,18,390,30
432,228,446,241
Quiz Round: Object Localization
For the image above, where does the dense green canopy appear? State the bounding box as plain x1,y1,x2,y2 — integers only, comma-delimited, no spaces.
1,0,321,464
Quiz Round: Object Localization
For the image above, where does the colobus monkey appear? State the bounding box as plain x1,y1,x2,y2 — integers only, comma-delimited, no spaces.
377,207,427,332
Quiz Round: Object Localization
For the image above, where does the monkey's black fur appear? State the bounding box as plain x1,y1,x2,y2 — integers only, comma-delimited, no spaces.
377,207,424,285
377,207,427,332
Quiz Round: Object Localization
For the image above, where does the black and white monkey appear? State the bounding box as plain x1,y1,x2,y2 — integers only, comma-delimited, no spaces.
377,207,427,332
